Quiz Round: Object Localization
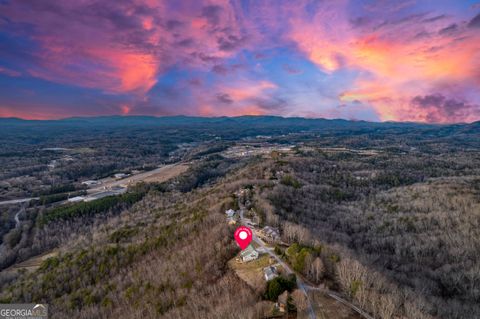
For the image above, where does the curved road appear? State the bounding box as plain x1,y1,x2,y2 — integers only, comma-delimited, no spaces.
239,206,316,319
0,197,38,206
239,203,374,319
14,209,21,228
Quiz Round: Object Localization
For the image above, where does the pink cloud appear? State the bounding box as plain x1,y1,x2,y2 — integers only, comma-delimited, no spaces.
284,1,480,122
0,0,252,95
0,67,21,77
1,0,479,123
194,78,281,116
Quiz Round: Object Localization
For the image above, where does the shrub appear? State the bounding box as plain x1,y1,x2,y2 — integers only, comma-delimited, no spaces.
265,274,297,301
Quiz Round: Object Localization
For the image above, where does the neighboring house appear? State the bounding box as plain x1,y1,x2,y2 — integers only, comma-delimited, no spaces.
277,291,288,313
261,226,281,242
263,265,278,281
227,217,237,225
225,209,237,224
225,209,236,218
246,220,257,227
240,245,259,262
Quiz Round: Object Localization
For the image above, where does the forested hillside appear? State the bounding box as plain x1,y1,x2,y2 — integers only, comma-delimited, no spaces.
260,149,480,319
0,165,268,318
1,116,479,319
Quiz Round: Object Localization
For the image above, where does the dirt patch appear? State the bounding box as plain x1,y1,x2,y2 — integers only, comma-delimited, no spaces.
6,250,58,273
141,164,189,183
87,163,190,193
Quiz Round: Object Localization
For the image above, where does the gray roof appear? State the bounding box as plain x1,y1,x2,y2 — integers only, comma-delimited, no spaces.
263,266,277,277
240,245,257,257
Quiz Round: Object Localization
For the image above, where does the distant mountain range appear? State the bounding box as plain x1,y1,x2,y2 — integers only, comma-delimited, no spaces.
1,115,478,136
0,114,442,126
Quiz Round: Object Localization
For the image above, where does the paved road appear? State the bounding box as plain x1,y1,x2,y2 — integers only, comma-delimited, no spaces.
0,163,188,206
0,197,38,206
239,206,316,319
239,203,374,319
14,206,25,228
87,163,188,194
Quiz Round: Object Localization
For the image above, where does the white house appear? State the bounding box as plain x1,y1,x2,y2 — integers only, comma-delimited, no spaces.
263,265,278,281
240,245,259,262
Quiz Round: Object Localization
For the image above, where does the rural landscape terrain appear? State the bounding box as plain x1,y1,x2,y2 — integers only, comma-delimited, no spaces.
0,116,479,319
1,0,480,318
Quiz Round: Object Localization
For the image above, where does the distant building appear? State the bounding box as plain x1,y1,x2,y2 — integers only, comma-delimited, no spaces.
261,226,280,243
240,245,259,262
263,265,278,281
246,220,257,227
227,217,237,225
277,291,288,313
68,196,85,203
82,180,101,186
225,209,236,218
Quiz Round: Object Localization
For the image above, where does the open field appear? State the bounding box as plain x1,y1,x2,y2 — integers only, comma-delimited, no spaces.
87,163,189,193
5,250,58,273
228,254,272,290
140,163,189,183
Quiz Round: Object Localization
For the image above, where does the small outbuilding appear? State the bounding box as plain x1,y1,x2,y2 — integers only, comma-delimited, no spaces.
227,217,237,225
225,209,236,218
277,291,289,313
263,265,278,281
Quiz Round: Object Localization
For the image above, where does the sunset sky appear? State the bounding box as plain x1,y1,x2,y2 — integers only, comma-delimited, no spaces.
1,0,479,122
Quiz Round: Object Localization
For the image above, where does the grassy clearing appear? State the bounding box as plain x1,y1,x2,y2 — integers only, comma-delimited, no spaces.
229,254,271,289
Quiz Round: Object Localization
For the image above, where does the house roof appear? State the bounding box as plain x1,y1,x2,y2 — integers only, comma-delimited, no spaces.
263,226,278,233
262,226,280,238
263,266,277,277
278,291,288,304
225,209,235,217
240,245,257,257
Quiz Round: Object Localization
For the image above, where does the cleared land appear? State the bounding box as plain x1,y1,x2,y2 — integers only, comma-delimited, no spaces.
140,163,189,183
6,250,58,273
88,163,189,193
228,254,272,290
309,290,362,319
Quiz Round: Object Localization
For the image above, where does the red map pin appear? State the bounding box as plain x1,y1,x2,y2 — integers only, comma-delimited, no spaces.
234,226,253,250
